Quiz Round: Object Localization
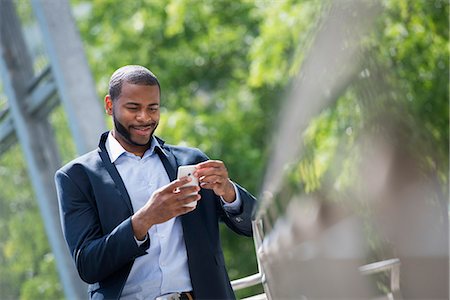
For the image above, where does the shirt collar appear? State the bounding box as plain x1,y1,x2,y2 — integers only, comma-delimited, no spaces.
105,131,160,163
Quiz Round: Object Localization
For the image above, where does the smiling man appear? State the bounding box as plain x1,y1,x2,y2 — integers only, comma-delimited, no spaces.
106,70,161,155
55,65,256,300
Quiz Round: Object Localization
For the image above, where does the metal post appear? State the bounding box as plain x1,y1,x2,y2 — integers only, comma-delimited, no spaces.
31,0,106,155
0,0,87,298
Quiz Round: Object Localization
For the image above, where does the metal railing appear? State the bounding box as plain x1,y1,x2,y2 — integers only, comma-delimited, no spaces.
231,217,403,300
359,258,402,300
231,273,264,291
231,219,268,300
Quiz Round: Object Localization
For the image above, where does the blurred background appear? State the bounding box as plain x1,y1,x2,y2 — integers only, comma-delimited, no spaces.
0,0,448,299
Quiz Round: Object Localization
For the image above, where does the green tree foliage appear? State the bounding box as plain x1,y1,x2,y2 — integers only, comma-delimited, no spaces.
0,145,63,299
290,0,448,200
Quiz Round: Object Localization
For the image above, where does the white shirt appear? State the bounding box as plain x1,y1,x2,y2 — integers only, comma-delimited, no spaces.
105,132,241,299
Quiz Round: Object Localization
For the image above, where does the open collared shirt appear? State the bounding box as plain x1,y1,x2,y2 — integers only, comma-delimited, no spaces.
105,132,241,299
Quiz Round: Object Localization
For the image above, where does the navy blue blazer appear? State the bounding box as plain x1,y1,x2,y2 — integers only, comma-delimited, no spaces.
55,132,256,299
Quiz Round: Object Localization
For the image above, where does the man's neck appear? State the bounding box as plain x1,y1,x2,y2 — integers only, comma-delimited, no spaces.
112,130,151,157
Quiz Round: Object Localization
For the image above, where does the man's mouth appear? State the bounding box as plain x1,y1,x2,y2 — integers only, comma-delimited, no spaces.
131,125,153,136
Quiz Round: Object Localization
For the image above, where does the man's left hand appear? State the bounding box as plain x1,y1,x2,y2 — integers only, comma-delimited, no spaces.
194,160,236,203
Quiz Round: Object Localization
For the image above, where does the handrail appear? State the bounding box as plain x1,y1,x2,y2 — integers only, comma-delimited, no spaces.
359,258,402,299
358,258,400,275
231,272,263,291
230,219,268,297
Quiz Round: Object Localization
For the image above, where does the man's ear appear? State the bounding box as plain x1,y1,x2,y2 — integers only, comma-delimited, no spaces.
105,95,113,116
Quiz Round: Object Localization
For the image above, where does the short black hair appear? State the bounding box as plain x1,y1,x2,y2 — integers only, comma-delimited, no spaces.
108,65,161,101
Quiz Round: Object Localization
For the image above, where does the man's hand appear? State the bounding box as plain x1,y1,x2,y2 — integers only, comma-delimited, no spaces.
194,160,236,203
131,177,200,240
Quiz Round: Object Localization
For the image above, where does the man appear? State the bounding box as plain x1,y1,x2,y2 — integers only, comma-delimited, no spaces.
55,65,256,300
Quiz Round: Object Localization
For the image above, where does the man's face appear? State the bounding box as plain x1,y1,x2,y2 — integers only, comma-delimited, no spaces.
105,82,160,155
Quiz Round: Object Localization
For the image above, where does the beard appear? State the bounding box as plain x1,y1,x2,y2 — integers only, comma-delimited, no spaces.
113,115,155,147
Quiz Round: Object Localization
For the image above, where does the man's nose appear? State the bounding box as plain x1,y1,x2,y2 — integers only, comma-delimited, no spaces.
136,109,151,122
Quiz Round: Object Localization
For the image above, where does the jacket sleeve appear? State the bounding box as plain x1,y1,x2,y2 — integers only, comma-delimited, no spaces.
55,169,149,284
218,182,256,237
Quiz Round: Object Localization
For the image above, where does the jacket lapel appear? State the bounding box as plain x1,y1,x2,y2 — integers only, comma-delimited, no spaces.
155,138,178,181
97,132,134,214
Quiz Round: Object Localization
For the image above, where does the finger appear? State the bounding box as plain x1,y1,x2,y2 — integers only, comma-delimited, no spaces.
170,192,200,207
195,166,227,178
176,205,197,216
177,185,200,195
172,195,200,213
179,194,201,205
199,174,224,185
165,176,192,192
167,185,199,207
198,182,216,190
196,160,224,169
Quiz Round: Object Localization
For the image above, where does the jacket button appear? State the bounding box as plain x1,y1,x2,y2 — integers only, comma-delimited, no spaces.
235,217,243,222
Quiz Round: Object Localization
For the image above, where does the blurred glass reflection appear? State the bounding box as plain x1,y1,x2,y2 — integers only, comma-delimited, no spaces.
256,0,448,299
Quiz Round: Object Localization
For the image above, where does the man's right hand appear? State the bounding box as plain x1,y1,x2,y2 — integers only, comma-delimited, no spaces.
131,176,201,240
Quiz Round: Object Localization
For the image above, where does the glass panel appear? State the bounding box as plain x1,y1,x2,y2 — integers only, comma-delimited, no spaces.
257,0,448,299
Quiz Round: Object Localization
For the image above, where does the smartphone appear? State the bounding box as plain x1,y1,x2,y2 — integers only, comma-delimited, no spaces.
177,165,199,207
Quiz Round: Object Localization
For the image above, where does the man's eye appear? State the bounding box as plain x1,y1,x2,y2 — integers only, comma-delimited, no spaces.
127,106,138,110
